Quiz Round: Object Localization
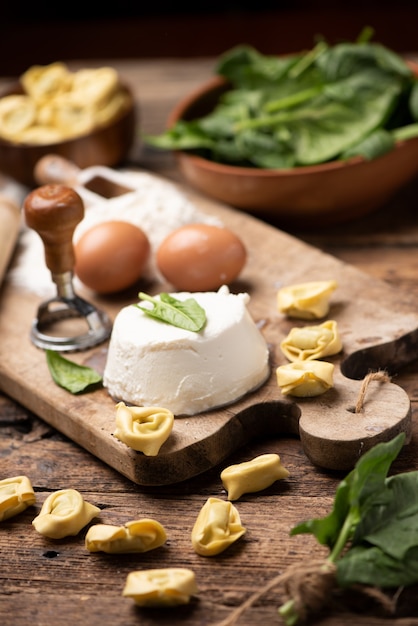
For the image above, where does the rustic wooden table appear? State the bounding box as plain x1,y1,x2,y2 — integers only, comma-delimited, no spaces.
1,57,418,626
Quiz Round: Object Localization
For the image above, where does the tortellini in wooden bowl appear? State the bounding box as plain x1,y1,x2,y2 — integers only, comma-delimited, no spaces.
0,62,135,186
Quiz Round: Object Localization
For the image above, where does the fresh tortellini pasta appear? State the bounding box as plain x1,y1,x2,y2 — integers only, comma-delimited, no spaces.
123,568,198,606
277,280,337,320
0,62,130,145
0,475,36,521
280,320,342,362
21,62,73,103
85,518,167,554
32,488,100,539
191,497,246,556
114,402,174,455
276,360,334,397
69,67,120,108
0,96,39,142
221,454,289,501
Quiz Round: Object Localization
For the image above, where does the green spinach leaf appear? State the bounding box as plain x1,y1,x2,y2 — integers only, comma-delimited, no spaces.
215,44,301,89
337,544,418,588
352,471,418,559
136,292,206,332
410,80,418,119
290,433,406,555
341,128,395,160
392,123,418,141
278,433,417,624
46,350,102,394
146,35,417,169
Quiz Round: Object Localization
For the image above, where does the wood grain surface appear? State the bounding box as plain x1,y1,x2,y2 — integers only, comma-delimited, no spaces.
1,57,418,626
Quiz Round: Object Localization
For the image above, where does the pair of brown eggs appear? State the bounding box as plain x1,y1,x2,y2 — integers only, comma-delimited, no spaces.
74,221,247,295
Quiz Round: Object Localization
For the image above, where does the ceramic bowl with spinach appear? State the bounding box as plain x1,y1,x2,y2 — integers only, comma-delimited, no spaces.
148,35,418,225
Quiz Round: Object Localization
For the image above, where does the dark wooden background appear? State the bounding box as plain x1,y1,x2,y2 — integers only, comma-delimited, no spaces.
1,1,417,76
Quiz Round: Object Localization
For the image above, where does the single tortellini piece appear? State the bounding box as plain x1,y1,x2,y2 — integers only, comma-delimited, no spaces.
0,475,36,521
191,497,246,556
276,360,334,397
114,402,174,456
85,518,167,554
16,124,64,145
281,320,342,362
21,62,73,103
277,280,337,320
221,454,290,501
0,95,38,141
123,568,198,606
39,92,96,138
71,67,119,108
94,90,130,126
32,489,100,539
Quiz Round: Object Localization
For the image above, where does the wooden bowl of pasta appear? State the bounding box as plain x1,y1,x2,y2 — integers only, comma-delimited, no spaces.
0,63,136,187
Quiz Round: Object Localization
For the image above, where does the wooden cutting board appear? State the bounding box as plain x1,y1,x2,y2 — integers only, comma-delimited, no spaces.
1,176,417,485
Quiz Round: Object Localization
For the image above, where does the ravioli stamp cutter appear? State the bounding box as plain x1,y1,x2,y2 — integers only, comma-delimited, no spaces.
23,184,112,351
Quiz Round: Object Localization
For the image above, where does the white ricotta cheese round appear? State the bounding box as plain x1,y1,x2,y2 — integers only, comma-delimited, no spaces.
103,286,270,416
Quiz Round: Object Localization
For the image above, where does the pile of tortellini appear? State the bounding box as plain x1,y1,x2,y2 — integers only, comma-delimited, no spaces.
0,62,130,145
276,279,342,397
1,452,289,607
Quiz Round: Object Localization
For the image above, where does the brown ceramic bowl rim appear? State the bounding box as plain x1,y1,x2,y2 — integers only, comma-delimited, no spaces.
0,82,134,149
167,60,418,179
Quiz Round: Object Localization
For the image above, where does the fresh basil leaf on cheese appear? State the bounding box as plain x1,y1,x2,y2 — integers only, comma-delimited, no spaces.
136,292,206,332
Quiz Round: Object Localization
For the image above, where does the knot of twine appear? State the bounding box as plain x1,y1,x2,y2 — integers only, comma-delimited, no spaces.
281,559,337,620
215,558,399,626
215,559,336,626
355,370,391,414
283,561,399,618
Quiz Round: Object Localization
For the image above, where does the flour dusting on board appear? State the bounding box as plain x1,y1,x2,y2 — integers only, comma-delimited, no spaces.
8,167,221,297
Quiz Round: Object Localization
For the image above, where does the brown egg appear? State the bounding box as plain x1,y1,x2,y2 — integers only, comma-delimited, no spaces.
156,223,246,292
74,220,150,294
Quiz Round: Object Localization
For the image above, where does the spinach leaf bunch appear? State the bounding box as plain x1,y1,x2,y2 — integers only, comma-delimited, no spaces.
279,432,418,624
147,36,418,169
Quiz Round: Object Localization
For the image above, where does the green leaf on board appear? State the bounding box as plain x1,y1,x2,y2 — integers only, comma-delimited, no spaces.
45,350,103,394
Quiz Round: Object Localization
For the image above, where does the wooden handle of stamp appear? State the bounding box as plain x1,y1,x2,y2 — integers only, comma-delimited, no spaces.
23,184,84,274
0,196,21,287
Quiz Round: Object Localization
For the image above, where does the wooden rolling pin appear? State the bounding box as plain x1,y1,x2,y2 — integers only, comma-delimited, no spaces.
0,196,21,287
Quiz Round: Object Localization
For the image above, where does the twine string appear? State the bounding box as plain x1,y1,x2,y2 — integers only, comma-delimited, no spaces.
214,559,398,626
214,560,336,626
355,370,391,414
